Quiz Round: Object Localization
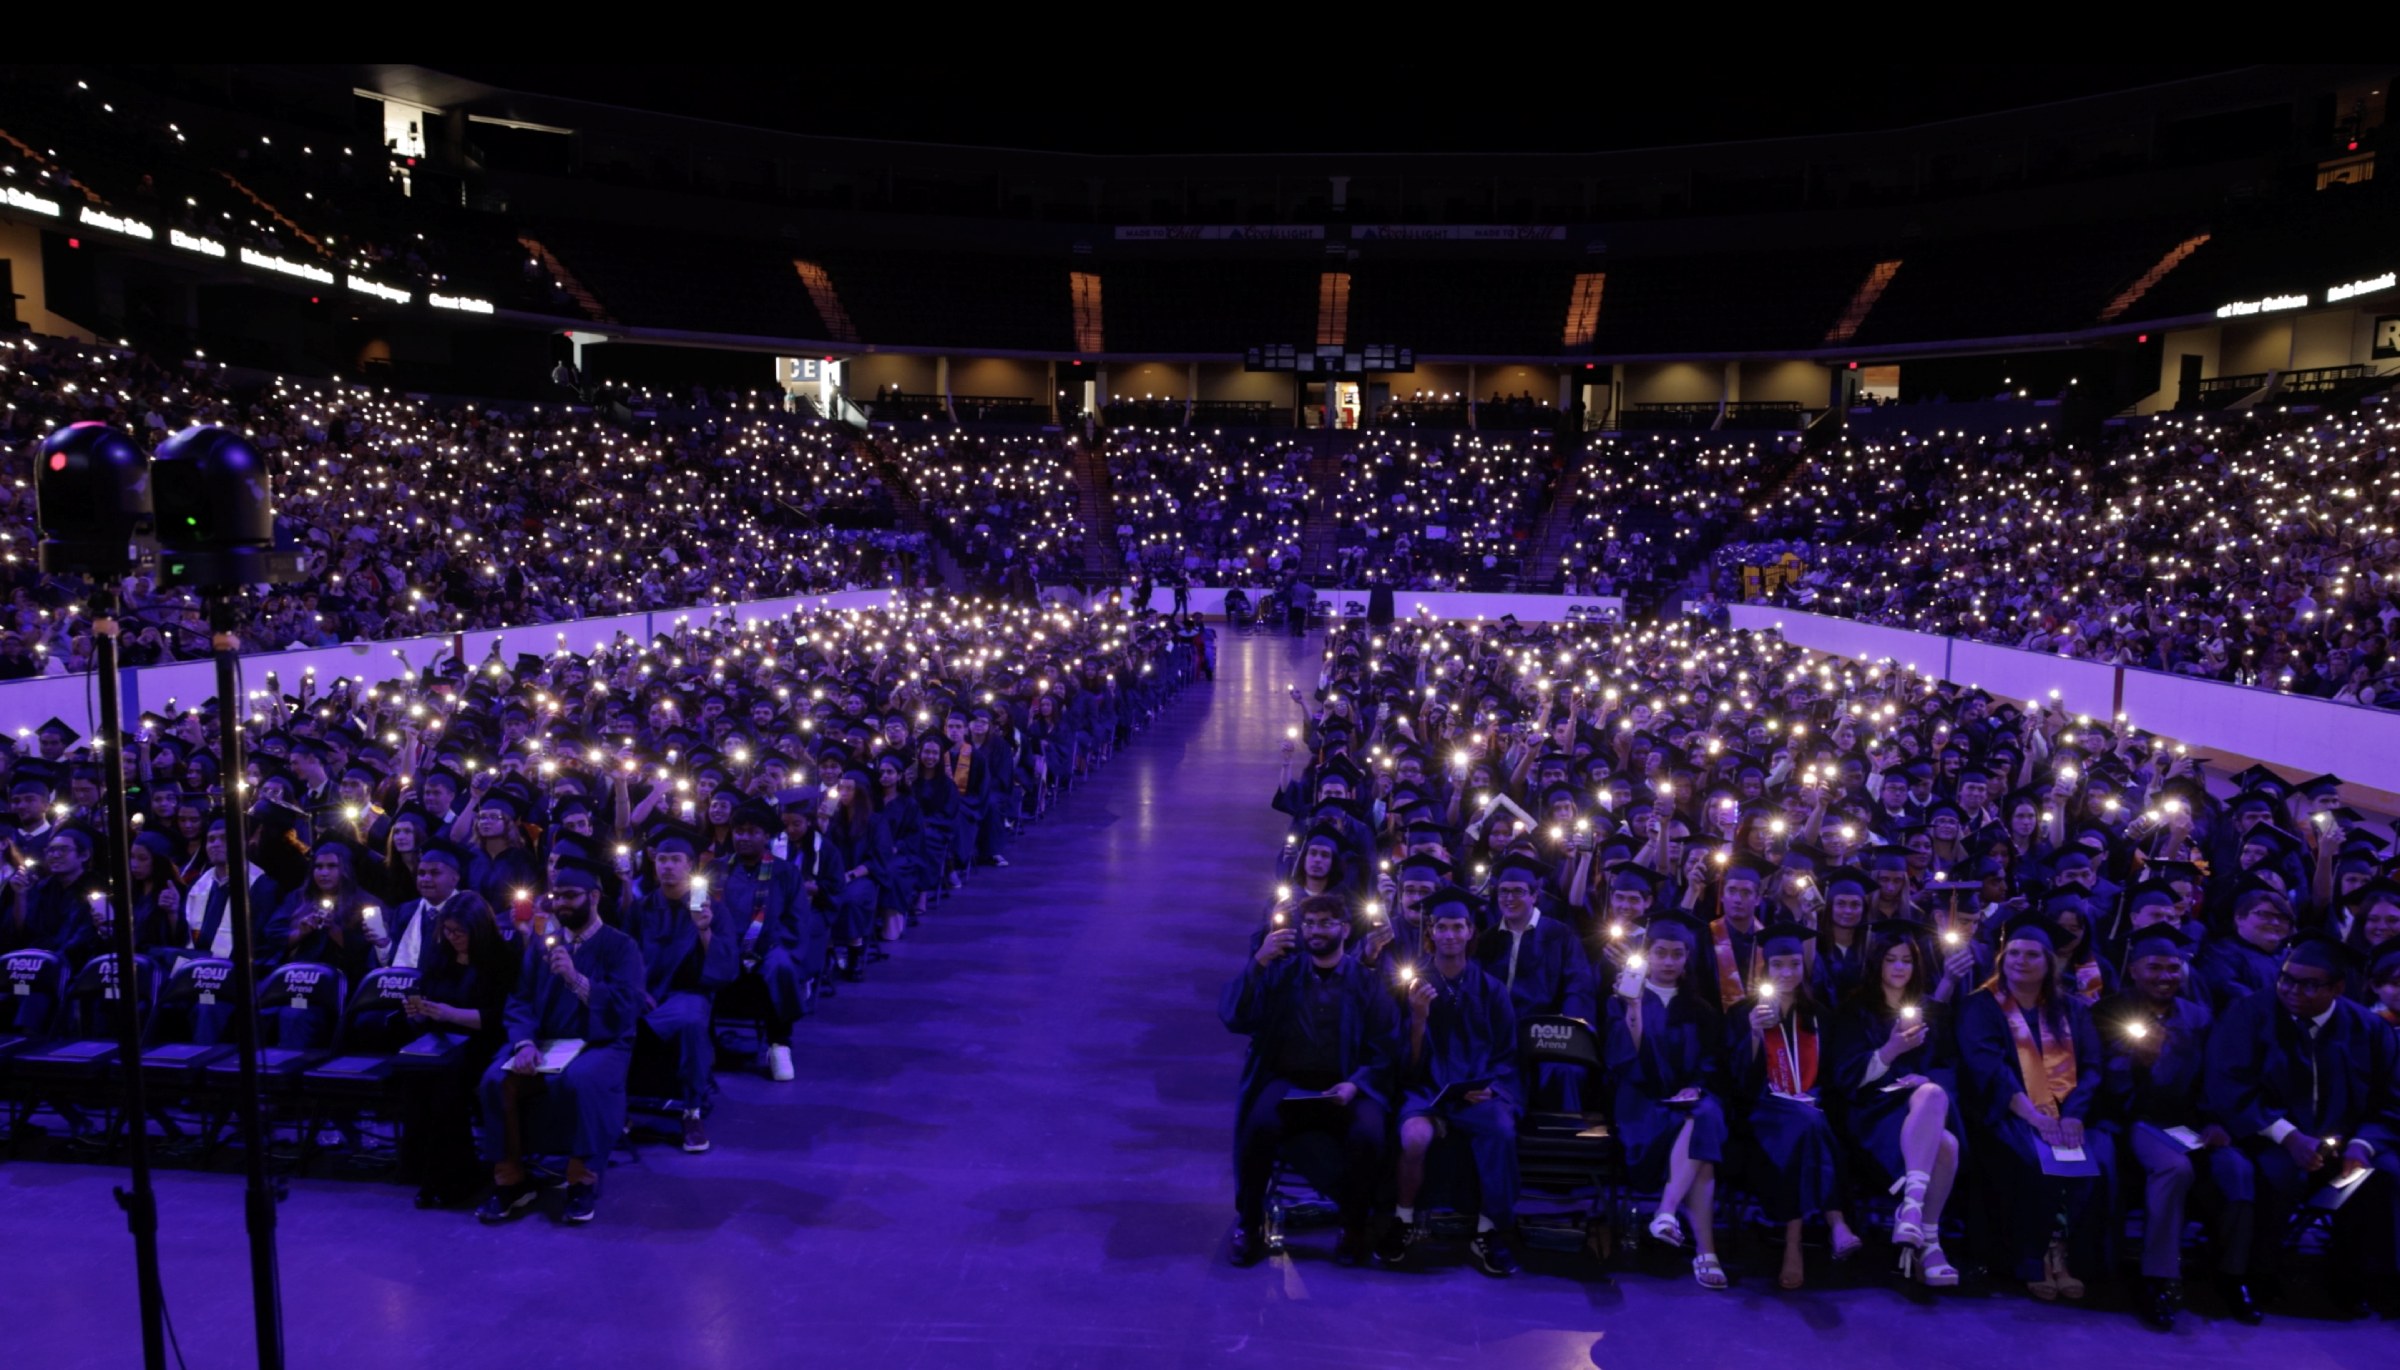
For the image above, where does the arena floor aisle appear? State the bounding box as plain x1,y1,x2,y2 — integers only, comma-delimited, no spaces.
2,629,2391,1369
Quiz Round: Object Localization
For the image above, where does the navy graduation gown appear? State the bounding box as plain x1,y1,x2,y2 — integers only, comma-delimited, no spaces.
1220,950,1399,1123
1604,985,1729,1189
2195,934,2279,1015
1727,1001,1847,1223
480,924,646,1167
1957,990,2112,1281
1471,915,1598,1024
1826,997,1963,1184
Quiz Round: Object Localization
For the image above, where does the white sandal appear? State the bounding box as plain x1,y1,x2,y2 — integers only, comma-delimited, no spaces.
1693,1253,1729,1290
1905,1240,1958,1288
1888,1170,1931,1248
1648,1211,1686,1248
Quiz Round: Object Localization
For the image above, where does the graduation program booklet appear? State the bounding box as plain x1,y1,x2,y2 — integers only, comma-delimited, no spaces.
2311,1165,2374,1212
1431,1078,1501,1111
2037,1140,2101,1178
2161,1125,2205,1151
1275,1090,1351,1125
535,1038,586,1074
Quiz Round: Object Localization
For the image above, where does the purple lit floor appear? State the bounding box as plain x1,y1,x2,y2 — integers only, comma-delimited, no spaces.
2,631,2390,1368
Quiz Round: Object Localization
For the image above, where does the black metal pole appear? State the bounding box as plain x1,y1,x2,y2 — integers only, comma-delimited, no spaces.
209,598,285,1370
91,590,169,1370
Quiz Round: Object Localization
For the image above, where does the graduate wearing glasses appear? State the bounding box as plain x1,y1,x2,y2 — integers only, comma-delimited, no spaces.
2201,931,2400,1319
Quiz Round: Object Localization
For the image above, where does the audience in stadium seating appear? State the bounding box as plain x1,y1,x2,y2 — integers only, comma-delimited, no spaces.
0,337,925,662
1716,408,2400,706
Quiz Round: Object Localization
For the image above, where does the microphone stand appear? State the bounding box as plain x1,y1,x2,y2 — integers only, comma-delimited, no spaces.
208,595,286,1370
92,586,169,1370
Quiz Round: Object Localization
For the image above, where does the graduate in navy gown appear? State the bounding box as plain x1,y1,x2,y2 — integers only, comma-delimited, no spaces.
717,800,814,1081
1386,888,1524,1277
1472,854,1596,1110
624,827,740,1152
1958,911,2113,1299
1728,921,1860,1289
474,864,645,1225
1359,848,1447,982
2201,931,2400,1318
2091,923,2258,1330
1219,894,1397,1267
1828,919,1964,1288
2196,886,2292,1014
1809,867,1874,1007
1604,910,1733,1289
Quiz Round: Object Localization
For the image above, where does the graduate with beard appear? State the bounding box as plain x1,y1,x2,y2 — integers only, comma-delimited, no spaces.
475,865,646,1226
1220,894,1397,1268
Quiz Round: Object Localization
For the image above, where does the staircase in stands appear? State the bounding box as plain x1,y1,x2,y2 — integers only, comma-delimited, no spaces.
1070,442,1124,579
861,438,965,589
519,236,615,324
1299,448,1346,578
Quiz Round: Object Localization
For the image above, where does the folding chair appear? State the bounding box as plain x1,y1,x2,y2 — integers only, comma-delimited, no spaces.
296,967,424,1170
1514,1014,1622,1261
5,953,158,1143
0,948,66,1058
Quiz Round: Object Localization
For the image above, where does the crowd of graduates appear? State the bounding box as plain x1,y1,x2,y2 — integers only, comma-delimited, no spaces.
0,592,1200,1221
1225,614,2400,1327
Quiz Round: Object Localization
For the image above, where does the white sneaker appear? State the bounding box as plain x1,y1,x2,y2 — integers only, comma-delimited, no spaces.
768,1044,794,1082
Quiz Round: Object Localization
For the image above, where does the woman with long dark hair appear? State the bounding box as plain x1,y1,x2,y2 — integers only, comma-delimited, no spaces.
398,899,514,1207
872,752,923,941
1958,911,2108,1301
821,769,882,979
1603,911,1731,1289
264,840,380,1046
375,810,434,908
1728,922,1860,1289
1828,921,1964,1288
909,734,961,905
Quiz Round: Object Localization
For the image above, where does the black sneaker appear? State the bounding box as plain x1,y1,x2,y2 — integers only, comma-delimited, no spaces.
1227,1225,1266,1267
561,1183,599,1224
1374,1219,1423,1268
1467,1232,1521,1278
474,1179,540,1225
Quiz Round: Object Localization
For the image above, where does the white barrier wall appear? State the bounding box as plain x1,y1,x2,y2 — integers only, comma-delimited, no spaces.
0,591,896,739
1729,605,2400,785
1148,586,1623,623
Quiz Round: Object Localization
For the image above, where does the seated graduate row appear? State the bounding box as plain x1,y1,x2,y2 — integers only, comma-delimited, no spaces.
1224,876,2400,1317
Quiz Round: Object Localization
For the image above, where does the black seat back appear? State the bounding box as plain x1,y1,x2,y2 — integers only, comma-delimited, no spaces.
150,957,238,1046
257,962,347,1046
1518,1014,1603,1072
0,948,66,1037
62,952,157,1041
341,967,422,1051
